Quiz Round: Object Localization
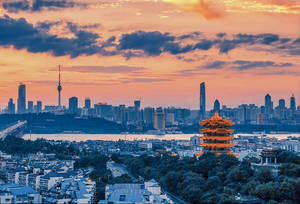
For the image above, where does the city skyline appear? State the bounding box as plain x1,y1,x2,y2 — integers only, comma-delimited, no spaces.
0,0,299,109
0,66,299,111
2,80,298,111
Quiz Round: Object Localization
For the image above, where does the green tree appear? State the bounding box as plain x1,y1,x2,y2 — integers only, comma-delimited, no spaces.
255,167,273,183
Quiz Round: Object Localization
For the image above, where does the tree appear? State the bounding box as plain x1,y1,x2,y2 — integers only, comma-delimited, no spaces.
206,176,222,191
279,163,300,177
255,167,273,183
160,171,181,194
277,150,300,164
241,180,260,195
111,174,132,184
219,154,239,170
252,182,281,201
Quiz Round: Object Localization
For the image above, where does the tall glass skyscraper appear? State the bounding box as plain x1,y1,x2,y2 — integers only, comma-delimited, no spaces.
17,84,26,114
36,101,42,113
199,82,206,119
213,99,220,112
84,98,91,109
264,94,273,115
290,95,296,113
8,98,15,114
69,97,78,114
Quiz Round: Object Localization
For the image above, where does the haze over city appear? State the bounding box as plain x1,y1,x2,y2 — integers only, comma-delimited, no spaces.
0,0,299,109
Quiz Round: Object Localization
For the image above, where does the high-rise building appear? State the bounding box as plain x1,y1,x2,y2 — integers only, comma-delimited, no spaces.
69,97,78,114
57,65,62,108
119,105,127,124
84,98,91,109
94,102,113,119
165,113,175,125
199,82,206,119
27,101,34,113
237,104,259,124
279,99,285,109
276,99,286,120
144,107,155,126
134,100,141,111
36,101,42,113
8,98,15,114
17,84,26,114
134,100,141,122
264,94,273,116
290,94,296,113
154,108,165,130
213,99,220,113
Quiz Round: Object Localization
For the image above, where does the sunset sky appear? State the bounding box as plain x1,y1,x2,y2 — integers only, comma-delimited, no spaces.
0,0,299,109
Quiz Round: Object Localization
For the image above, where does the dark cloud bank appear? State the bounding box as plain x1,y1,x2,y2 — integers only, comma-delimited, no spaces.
0,15,299,60
2,0,85,13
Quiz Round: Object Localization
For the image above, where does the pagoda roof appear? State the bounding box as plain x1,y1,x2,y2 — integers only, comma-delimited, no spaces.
200,112,234,127
201,143,234,148
200,136,234,141
201,128,234,134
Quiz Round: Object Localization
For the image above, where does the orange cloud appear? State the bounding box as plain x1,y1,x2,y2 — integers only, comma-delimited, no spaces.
162,0,224,20
162,0,299,17
225,0,300,14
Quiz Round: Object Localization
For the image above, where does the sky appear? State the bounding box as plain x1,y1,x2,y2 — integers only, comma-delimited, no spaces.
0,0,299,109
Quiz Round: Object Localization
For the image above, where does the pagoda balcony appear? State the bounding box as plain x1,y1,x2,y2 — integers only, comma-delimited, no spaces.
201,143,234,148
201,128,234,134
200,136,234,141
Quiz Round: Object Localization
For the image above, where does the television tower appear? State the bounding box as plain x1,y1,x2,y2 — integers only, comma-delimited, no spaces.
57,65,62,108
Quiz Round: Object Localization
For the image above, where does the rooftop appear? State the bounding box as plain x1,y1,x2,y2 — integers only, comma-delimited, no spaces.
0,184,38,196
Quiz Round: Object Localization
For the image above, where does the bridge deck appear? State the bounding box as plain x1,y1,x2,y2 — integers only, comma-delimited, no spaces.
0,121,27,140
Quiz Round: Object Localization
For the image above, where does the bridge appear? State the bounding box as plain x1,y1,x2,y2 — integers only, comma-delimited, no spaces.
0,121,27,140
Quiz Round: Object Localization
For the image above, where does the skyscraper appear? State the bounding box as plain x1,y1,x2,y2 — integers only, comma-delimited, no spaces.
36,101,42,113
144,107,155,126
57,65,62,108
17,84,26,114
278,99,285,109
28,101,34,113
134,100,141,122
154,107,165,130
84,98,91,109
277,99,286,120
290,94,296,113
69,97,78,114
213,99,220,113
264,94,273,116
199,82,206,119
134,100,141,111
8,98,15,114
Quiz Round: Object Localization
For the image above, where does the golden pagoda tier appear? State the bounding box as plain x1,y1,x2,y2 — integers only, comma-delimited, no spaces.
200,112,235,155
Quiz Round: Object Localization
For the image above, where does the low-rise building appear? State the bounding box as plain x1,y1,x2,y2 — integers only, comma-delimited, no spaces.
99,179,173,204
281,139,300,152
138,142,152,151
0,184,41,204
39,171,76,191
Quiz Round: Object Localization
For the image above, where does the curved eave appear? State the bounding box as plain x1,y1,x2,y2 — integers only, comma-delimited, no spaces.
200,136,234,141
200,143,234,148
200,128,234,134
